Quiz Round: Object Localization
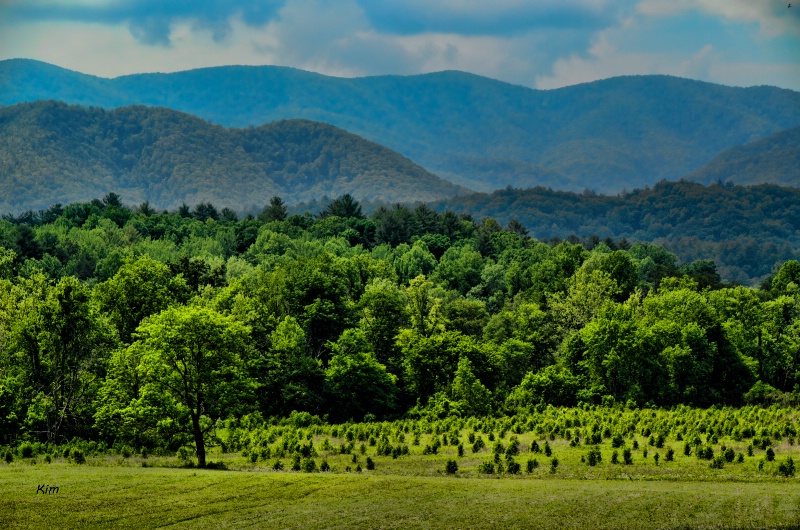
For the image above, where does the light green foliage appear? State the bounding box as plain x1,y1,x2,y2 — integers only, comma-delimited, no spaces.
0,246,16,280
133,305,253,467
433,244,484,295
359,278,408,373
449,356,492,417
400,331,493,405
393,241,437,285
506,366,581,409
94,256,189,344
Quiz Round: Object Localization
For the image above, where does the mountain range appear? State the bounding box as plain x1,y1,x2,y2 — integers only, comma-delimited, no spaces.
686,126,800,187
3,59,800,193
0,101,461,213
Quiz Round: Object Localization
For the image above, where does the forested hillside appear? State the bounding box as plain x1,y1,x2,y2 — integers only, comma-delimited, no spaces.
687,126,800,187
4,59,800,192
0,101,462,213
1,193,798,461
433,180,800,284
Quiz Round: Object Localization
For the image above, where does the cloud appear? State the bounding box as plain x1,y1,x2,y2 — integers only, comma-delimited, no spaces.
1,0,286,45
356,0,633,36
637,0,800,37
535,5,800,90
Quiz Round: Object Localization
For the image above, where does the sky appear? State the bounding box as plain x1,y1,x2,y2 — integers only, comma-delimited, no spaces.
0,0,799,90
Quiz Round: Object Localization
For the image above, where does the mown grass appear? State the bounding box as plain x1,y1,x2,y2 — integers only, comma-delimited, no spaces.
3,462,800,529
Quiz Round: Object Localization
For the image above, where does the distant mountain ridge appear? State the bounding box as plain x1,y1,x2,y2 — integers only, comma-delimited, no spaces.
3,59,800,193
0,101,463,213
687,126,800,187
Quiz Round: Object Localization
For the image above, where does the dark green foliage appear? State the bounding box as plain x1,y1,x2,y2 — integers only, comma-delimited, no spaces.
445,459,458,474
778,457,795,477
623,448,633,465
478,461,495,474
710,456,725,469
697,446,714,460
19,442,33,458
586,446,602,466
766,447,776,462
526,458,539,472
71,448,86,465
666,448,675,462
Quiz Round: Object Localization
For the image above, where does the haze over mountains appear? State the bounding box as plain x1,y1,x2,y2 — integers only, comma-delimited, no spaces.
0,101,461,212
3,59,800,194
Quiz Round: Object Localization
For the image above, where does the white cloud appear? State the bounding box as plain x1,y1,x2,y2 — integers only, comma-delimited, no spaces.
638,0,800,37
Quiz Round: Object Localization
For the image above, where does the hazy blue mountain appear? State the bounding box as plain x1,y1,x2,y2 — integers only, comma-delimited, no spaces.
432,180,800,284
0,101,463,213
3,59,800,193
686,126,800,187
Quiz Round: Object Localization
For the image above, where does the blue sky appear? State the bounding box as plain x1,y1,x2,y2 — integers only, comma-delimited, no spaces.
1,0,798,90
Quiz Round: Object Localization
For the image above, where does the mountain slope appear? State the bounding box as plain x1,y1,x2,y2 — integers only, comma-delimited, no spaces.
0,101,462,213
432,180,800,284
686,126,800,187
3,59,800,193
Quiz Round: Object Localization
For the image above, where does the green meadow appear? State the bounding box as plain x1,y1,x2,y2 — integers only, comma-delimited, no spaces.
3,464,800,530
4,412,800,530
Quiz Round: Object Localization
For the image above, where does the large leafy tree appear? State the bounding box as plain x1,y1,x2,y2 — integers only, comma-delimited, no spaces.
133,306,253,467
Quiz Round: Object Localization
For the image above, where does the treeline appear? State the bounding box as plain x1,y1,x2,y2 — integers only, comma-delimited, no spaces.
0,193,798,466
433,180,800,284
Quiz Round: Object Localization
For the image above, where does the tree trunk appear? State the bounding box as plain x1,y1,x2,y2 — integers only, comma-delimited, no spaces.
191,412,206,468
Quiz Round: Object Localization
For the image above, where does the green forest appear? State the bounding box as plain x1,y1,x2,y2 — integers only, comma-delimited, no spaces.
435,180,800,284
1,193,799,469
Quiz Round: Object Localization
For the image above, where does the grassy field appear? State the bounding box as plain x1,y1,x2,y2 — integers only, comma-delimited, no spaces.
3,462,800,529
5,407,800,528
